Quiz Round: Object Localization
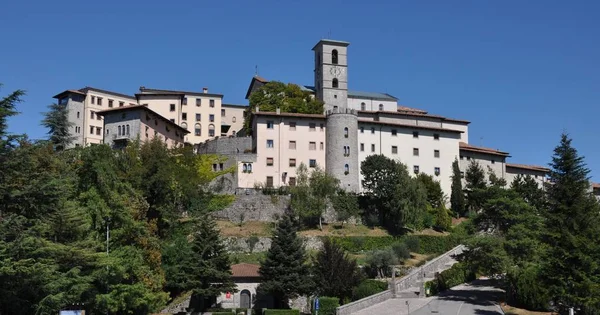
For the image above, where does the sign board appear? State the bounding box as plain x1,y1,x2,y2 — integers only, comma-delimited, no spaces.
226,292,232,299
60,311,84,315
315,298,320,310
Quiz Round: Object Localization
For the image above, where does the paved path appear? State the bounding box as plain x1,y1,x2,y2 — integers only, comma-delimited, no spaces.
353,279,504,315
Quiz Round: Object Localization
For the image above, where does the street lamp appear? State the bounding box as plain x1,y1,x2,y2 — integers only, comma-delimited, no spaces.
406,300,410,314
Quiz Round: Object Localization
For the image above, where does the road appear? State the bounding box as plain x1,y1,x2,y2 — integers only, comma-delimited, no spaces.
352,279,504,315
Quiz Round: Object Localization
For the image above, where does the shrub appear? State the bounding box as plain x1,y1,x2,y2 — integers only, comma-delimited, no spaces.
391,242,411,261
426,262,475,295
404,237,420,252
365,249,397,278
405,235,463,255
313,297,339,315
332,236,397,253
264,310,300,315
212,312,235,315
433,206,452,232
351,280,388,301
506,265,549,311
421,211,434,229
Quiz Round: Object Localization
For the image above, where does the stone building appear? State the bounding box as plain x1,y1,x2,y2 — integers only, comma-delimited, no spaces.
216,263,262,310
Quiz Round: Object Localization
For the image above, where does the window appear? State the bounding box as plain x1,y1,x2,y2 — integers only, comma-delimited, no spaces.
183,97,187,105
434,150,440,158
170,104,175,112
106,128,109,135
170,119,175,123
320,142,324,150
371,144,375,152
267,121,274,129
309,142,316,150
309,123,316,131
332,78,339,88
195,123,201,136
182,113,187,121
379,104,383,111
118,125,121,136
267,139,274,148
219,163,224,171
266,157,274,166
97,98,103,106
209,114,215,122
413,148,419,156
289,122,296,130
221,109,226,117
360,143,364,152
460,155,464,160
309,159,317,168
108,100,113,108
59,97,68,105
320,123,324,131
361,102,366,111
232,116,236,123
209,99,215,107
392,146,398,154
289,141,296,149
77,111,80,118
332,49,338,64
434,133,440,140
391,129,397,136
90,111,95,119
413,165,420,174
333,106,338,111
344,164,349,174
289,177,296,186
97,114,101,121
434,167,441,176
461,171,465,178
119,101,124,107
371,127,375,134
196,98,201,106
90,126,94,134
344,127,348,138
491,160,496,164
266,176,274,187
413,131,419,138
181,122,188,130
467,156,471,160
196,113,201,121
91,96,95,104
243,164,248,172
126,125,130,135
289,159,296,167
360,127,364,133
208,124,215,137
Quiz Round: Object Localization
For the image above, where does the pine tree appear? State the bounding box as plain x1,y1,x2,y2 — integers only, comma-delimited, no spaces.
187,215,235,311
312,238,362,302
541,134,600,314
258,214,313,308
42,102,75,151
450,158,466,216
465,160,487,213
511,174,545,212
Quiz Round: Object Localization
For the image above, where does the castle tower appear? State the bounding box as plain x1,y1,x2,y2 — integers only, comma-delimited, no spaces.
313,39,359,192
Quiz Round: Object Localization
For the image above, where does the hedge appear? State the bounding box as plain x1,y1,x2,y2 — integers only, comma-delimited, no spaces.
312,297,339,315
425,262,475,295
351,279,388,301
330,234,464,255
264,310,300,315
212,312,234,315
403,235,463,255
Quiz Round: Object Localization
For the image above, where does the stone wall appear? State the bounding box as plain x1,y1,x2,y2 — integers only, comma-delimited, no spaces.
214,194,290,222
335,290,394,315
225,236,323,253
196,136,253,154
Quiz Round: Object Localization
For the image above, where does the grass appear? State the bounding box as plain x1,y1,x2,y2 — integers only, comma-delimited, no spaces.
217,220,392,238
217,220,273,237
299,223,390,237
501,304,553,315
230,252,267,264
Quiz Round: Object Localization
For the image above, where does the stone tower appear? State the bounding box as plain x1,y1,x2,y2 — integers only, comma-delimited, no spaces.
313,39,359,192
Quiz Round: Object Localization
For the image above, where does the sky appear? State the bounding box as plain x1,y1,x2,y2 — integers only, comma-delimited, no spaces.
1,0,598,181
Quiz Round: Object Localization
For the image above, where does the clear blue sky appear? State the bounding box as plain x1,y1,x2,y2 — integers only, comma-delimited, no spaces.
1,0,598,181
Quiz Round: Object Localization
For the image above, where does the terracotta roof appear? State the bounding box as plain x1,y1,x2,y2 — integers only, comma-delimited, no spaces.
397,105,428,114
96,105,190,134
222,103,249,108
231,263,260,278
253,76,268,83
254,111,326,119
592,182,600,189
359,119,464,134
52,89,86,99
361,110,470,124
79,87,137,100
459,142,510,157
506,163,550,173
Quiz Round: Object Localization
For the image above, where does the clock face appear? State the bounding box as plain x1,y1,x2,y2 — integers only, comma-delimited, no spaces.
330,66,342,77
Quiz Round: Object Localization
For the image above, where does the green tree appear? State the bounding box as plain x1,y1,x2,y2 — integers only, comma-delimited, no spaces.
244,81,324,133
450,159,466,216
487,166,507,188
331,190,360,227
290,163,339,229
258,214,313,308
433,205,452,232
0,84,24,150
540,134,600,314
312,238,362,302
186,216,235,311
41,102,75,151
465,160,487,213
511,175,545,211
365,249,397,278
416,173,445,209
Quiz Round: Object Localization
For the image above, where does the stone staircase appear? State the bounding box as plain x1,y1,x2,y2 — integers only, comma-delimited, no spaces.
394,257,458,299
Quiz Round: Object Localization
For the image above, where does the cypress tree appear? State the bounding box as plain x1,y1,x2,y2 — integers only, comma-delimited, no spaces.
42,103,75,151
450,158,466,216
258,214,313,308
312,238,362,303
541,134,600,314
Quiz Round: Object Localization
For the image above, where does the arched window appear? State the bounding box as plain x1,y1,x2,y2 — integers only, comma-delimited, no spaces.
332,78,338,88
361,102,366,111
232,116,236,123
243,164,247,172
195,123,201,136
343,146,347,155
126,124,130,135
208,124,215,137
232,130,236,135
344,127,348,138
181,122,188,130
332,49,338,64
118,125,121,136
248,164,253,172
379,104,384,111
344,164,349,173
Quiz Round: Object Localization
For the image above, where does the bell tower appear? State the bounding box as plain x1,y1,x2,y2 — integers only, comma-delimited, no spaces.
313,39,350,112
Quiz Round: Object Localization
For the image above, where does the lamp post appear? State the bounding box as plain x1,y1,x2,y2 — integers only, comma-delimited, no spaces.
406,300,410,315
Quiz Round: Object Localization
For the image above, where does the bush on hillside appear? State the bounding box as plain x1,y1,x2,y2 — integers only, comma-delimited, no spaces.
351,279,388,301
364,249,397,278
404,237,420,252
312,297,339,315
391,242,411,261
506,265,550,311
264,310,300,315
426,262,475,295
332,236,397,253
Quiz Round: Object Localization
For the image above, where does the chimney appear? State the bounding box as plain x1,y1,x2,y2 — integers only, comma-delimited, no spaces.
255,106,259,112
276,107,280,114
203,87,208,94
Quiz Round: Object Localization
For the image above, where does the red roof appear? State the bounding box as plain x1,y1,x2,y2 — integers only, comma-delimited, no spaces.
397,105,428,114
592,182,600,189
459,142,510,157
506,163,550,173
254,111,326,119
231,263,260,278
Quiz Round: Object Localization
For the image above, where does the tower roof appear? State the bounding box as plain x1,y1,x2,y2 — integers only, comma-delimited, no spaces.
312,39,350,50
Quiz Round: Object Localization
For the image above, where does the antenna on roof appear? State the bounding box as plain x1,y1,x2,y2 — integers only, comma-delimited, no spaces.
255,65,259,77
